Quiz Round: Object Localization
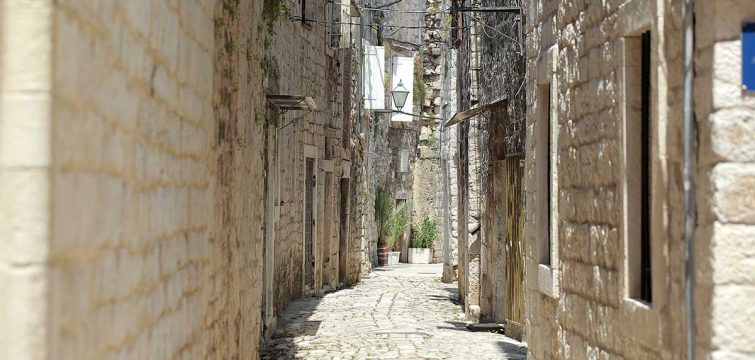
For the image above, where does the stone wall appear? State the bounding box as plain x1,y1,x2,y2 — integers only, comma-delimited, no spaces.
368,112,419,262
525,0,680,357
454,0,484,317
381,0,425,47
266,0,361,314
524,0,755,358
412,0,459,267
694,1,755,358
474,0,527,328
0,0,268,358
440,47,460,281
0,1,54,358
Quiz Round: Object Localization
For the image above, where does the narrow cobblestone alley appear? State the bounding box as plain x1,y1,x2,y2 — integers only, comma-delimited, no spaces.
261,264,527,359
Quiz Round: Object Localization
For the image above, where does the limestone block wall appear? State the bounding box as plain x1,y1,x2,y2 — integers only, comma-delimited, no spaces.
524,0,685,357
694,1,755,358
440,48,460,281
0,0,268,358
50,0,266,358
266,0,360,314
409,0,457,265
473,0,527,327
524,0,755,358
411,128,440,236
454,1,484,316
0,1,53,358
344,43,366,286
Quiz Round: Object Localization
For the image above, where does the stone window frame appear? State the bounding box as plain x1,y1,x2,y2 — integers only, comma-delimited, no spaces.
535,45,560,299
615,0,667,347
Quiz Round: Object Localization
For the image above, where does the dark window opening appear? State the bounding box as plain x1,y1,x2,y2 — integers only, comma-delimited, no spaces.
639,31,652,303
301,0,313,27
546,84,552,266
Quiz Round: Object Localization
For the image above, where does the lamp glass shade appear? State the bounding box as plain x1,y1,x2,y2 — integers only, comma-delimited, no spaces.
391,80,410,110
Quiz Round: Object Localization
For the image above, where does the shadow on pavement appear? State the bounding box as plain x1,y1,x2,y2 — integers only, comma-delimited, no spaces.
496,341,528,359
260,295,324,360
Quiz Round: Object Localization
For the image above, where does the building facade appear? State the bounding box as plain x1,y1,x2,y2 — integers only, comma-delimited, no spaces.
450,0,528,337
525,0,755,358
0,0,365,358
1,1,266,358
261,0,365,338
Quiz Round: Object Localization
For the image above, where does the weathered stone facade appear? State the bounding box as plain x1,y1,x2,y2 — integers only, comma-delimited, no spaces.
415,0,461,269
263,0,366,336
473,0,527,336
524,0,755,358
0,0,366,358
1,0,266,358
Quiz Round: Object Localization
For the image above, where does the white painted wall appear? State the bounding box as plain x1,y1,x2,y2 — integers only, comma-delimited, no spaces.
391,55,415,122
363,43,385,110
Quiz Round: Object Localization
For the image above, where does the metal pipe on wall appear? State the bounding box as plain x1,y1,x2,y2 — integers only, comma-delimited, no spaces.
681,0,696,358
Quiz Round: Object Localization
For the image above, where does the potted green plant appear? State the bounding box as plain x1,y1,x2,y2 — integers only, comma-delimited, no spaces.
408,216,438,264
386,202,408,266
375,188,409,266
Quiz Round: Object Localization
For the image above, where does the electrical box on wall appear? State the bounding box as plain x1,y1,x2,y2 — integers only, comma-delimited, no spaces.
743,23,755,91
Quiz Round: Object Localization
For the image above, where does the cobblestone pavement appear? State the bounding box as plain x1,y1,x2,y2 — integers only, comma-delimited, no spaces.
261,264,527,359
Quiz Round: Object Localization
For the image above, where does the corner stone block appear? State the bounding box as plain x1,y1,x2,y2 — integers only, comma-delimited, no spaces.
712,163,755,224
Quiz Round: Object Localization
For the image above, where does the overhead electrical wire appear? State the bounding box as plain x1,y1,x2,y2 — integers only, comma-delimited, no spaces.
357,5,451,14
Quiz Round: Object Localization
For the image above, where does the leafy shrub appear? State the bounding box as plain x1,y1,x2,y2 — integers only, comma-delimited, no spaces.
387,202,408,249
410,216,439,248
375,188,409,248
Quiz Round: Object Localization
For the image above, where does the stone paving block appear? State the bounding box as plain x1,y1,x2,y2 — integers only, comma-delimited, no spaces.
261,264,527,359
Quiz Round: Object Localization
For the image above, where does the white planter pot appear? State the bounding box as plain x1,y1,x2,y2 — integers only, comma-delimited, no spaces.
387,251,401,266
408,248,432,264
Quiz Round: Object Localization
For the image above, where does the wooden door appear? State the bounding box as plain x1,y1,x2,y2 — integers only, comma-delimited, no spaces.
503,155,525,340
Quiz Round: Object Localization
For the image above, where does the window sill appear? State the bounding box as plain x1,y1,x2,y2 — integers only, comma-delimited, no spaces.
537,264,559,298
619,298,660,348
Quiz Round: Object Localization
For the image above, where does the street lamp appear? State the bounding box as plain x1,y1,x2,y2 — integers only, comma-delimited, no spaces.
391,80,410,111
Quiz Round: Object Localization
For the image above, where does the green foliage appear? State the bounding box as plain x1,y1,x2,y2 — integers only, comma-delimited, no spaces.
375,188,409,248
387,203,409,249
413,56,426,103
255,109,268,130
425,134,438,146
410,216,439,248
223,0,237,18
263,0,286,33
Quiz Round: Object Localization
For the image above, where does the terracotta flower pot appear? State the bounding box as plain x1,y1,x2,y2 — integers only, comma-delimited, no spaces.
377,243,388,266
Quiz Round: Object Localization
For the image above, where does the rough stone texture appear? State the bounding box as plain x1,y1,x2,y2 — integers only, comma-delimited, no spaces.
464,0,528,329
440,47,460,282
525,0,670,358
407,0,459,271
0,0,364,358
264,0,364,323
454,0,490,319
368,111,419,262
0,0,267,358
523,0,755,359
261,264,527,359
382,0,425,48
695,1,755,358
